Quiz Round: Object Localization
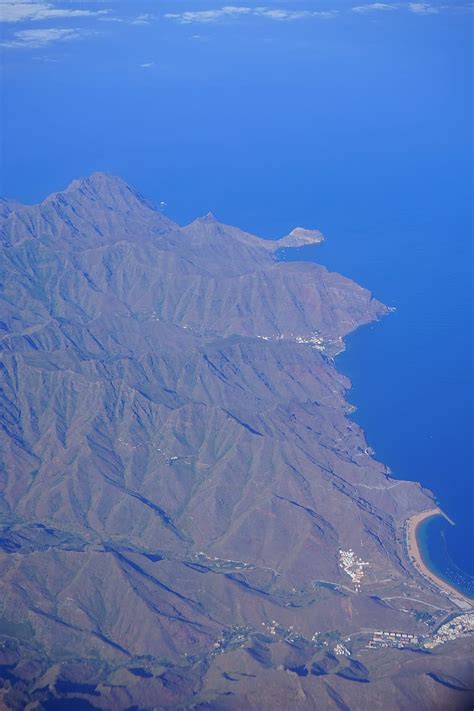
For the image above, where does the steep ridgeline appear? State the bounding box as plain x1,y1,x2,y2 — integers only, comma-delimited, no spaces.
0,174,472,711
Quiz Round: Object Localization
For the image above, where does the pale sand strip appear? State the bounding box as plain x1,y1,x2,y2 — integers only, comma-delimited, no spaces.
405,508,473,606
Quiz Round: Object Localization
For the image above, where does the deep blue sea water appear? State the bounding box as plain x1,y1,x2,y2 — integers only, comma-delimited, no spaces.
417,515,474,599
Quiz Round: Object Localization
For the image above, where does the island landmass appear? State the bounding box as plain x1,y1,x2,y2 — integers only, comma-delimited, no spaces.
0,173,472,711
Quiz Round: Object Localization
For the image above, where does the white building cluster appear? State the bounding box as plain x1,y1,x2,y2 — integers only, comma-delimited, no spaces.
294,333,325,351
424,613,474,649
334,643,351,656
366,614,474,652
257,331,326,351
367,631,419,649
338,549,369,591
261,620,279,636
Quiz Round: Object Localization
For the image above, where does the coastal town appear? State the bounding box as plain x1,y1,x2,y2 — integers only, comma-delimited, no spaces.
423,613,474,649
256,330,346,355
366,612,474,651
257,330,325,351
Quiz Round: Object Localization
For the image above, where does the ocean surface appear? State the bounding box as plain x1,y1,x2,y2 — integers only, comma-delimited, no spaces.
417,515,474,599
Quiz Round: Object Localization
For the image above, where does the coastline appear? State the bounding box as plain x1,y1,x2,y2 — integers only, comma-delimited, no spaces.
280,245,473,603
406,508,473,608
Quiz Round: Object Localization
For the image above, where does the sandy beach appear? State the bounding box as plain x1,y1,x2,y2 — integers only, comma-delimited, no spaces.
406,508,472,606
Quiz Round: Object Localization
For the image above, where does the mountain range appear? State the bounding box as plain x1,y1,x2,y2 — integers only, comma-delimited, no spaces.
0,173,472,710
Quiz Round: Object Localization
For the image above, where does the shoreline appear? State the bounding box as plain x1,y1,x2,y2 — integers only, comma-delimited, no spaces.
405,508,473,608
282,245,473,609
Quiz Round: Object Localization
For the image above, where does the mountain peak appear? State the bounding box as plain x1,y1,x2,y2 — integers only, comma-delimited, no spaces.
200,211,218,223
45,172,156,213
65,171,127,193
0,173,177,249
